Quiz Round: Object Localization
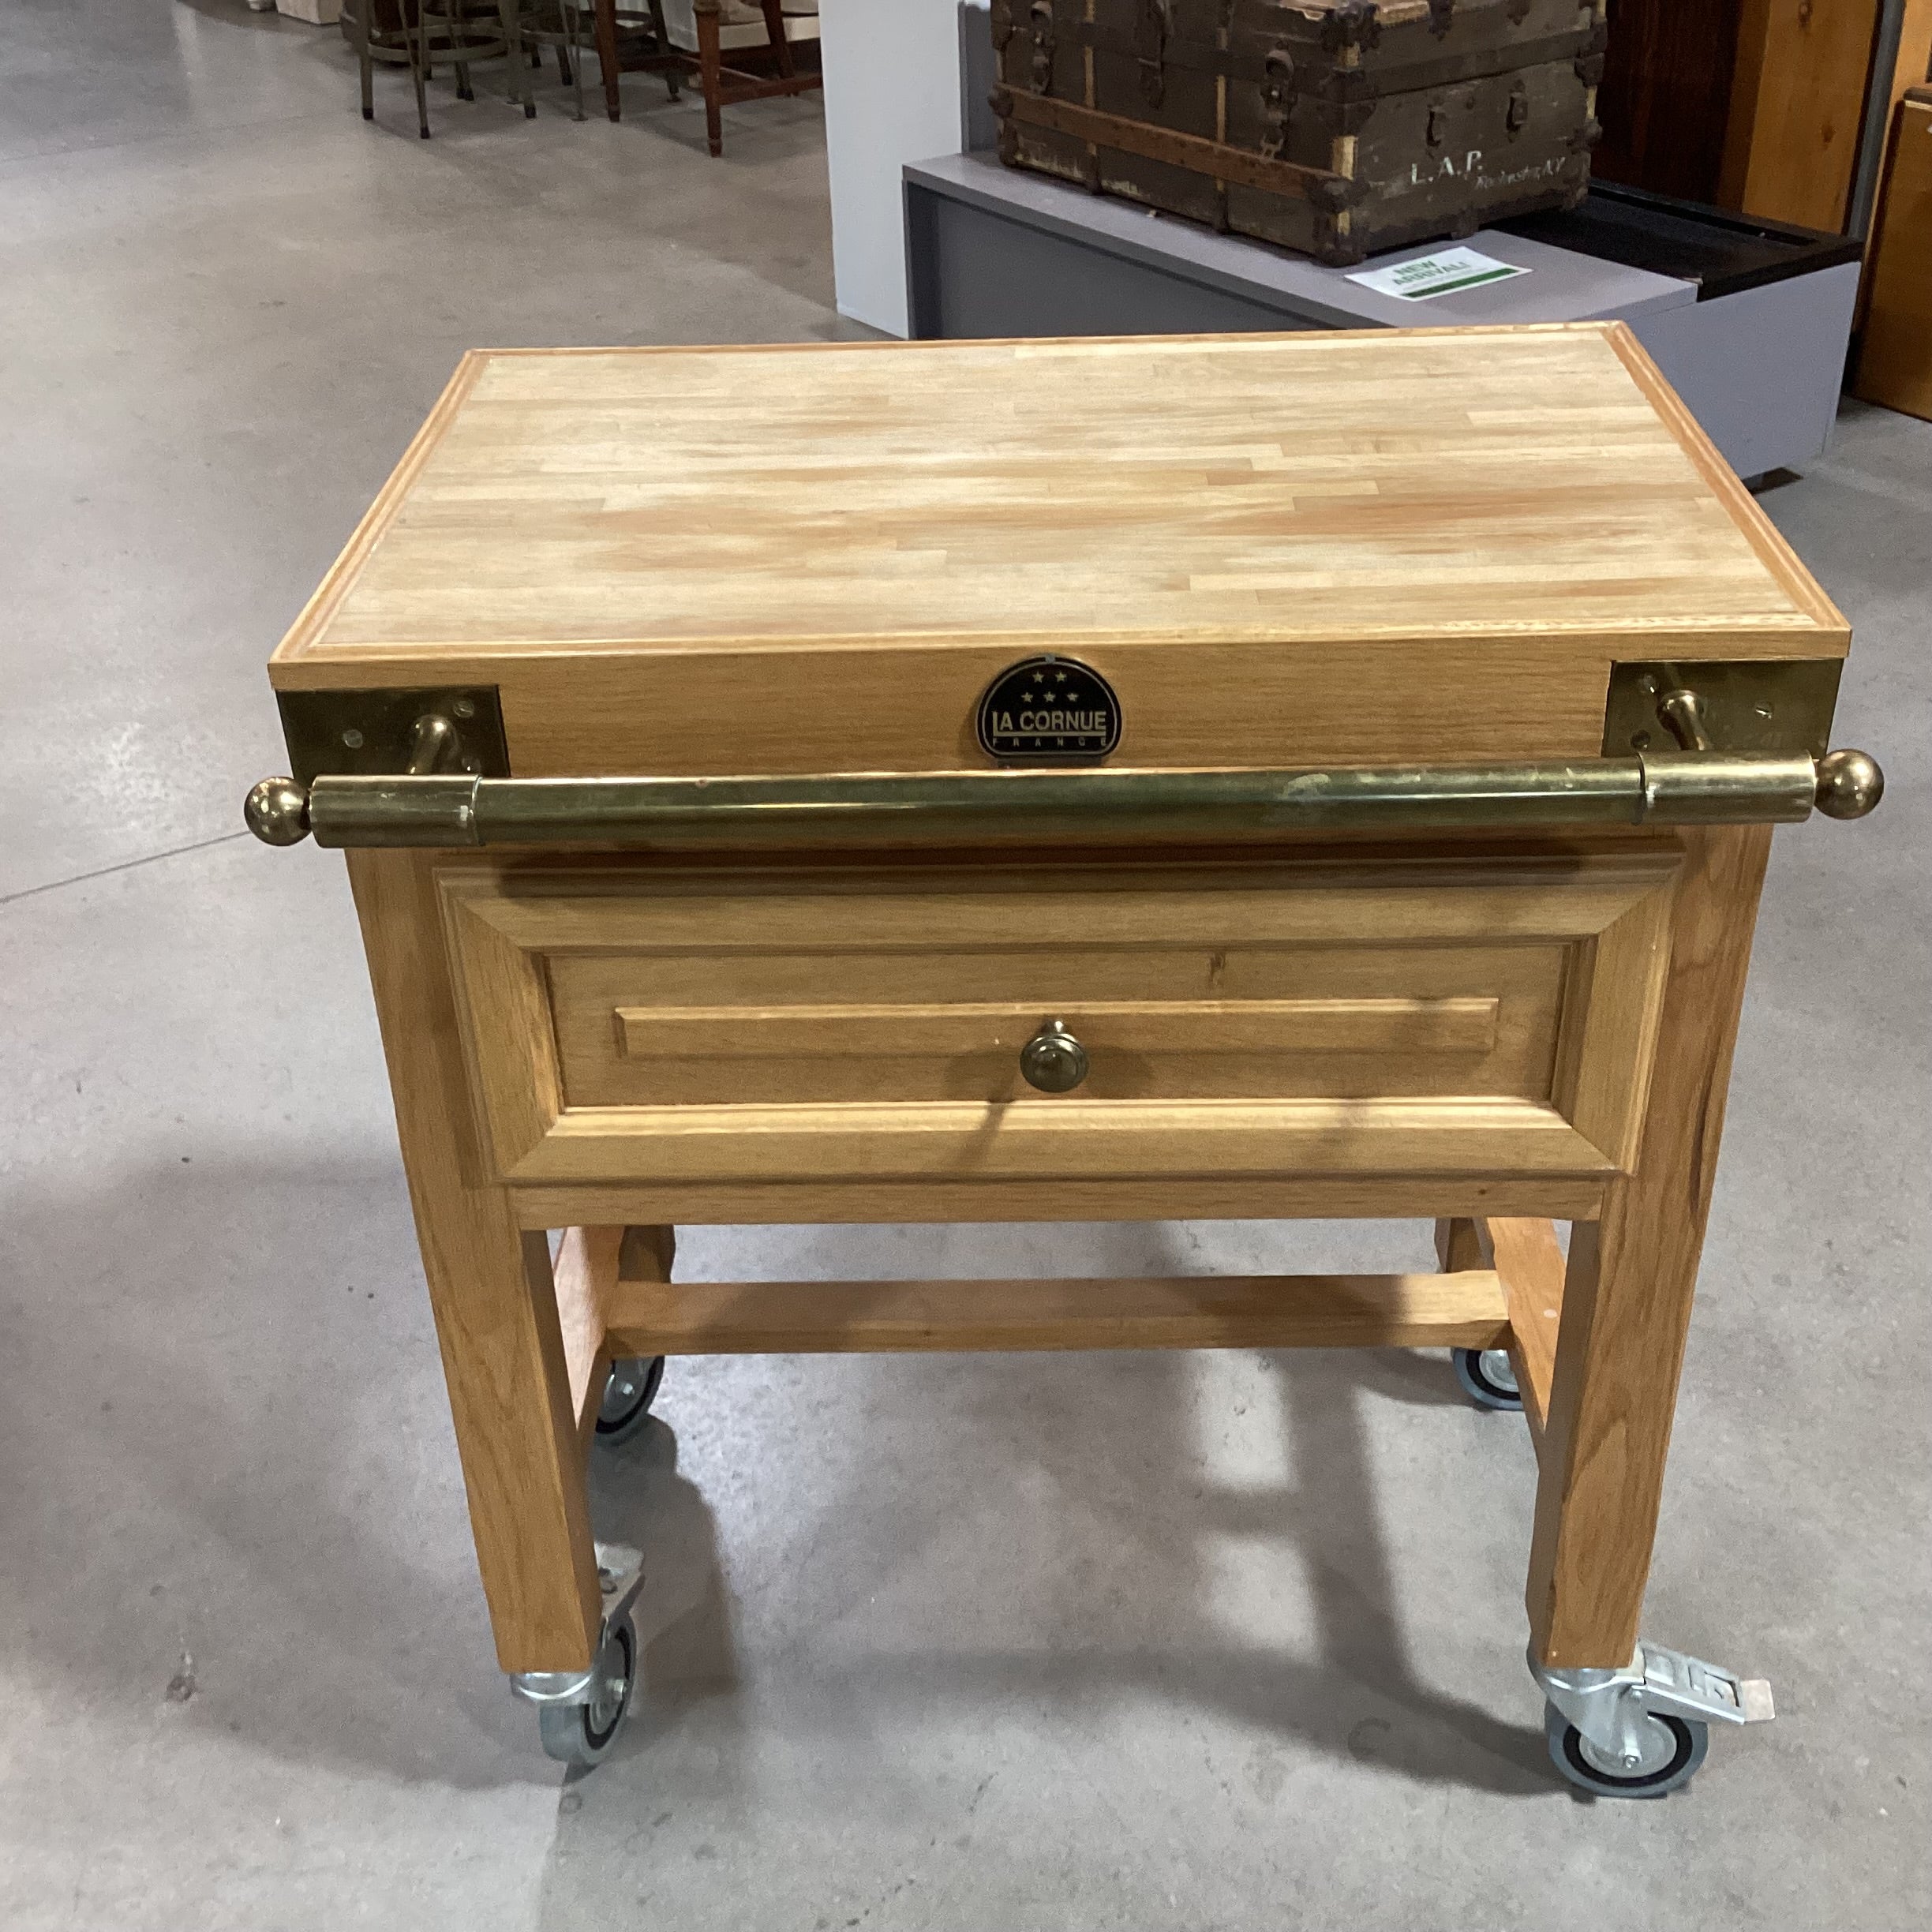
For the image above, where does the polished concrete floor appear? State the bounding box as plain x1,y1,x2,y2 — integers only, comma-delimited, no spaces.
3,6,1929,1928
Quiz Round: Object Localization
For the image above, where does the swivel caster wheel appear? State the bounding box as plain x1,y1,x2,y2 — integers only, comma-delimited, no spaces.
1545,1700,1708,1799
1453,1346,1522,1410
537,1614,638,1768
595,1354,665,1444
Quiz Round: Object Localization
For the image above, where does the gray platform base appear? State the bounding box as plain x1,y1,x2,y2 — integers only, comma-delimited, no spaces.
904,152,1859,480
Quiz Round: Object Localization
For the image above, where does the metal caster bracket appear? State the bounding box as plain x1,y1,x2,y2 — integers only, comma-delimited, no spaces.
1533,1638,1774,1768
507,1542,645,1708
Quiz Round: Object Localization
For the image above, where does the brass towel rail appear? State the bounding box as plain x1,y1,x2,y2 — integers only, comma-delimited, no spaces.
243,748,1884,851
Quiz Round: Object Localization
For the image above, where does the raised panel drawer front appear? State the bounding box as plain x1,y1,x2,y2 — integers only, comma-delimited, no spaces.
436,844,1681,1189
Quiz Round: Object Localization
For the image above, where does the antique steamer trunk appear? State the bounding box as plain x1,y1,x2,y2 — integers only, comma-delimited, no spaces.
990,0,1606,266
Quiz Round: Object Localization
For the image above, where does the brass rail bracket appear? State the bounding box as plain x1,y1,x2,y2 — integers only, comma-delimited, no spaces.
273,686,510,788
1602,660,1844,760
243,672,1883,851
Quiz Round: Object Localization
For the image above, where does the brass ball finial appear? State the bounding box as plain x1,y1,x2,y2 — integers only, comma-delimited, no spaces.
244,777,312,846
1814,749,1885,822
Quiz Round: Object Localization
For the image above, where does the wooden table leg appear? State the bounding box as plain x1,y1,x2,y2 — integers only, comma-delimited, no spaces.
1526,824,1774,1668
760,0,796,78
646,0,683,99
594,0,623,122
347,851,604,1676
1433,1216,1482,1273
695,0,724,155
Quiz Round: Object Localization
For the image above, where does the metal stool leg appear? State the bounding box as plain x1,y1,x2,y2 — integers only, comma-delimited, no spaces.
356,0,376,120
407,0,432,135
500,0,537,117
565,0,587,120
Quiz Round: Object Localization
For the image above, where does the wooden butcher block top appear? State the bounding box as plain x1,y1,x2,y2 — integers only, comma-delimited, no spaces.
269,324,1847,777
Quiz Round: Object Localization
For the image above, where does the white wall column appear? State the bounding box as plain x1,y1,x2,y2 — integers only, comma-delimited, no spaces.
820,1,974,336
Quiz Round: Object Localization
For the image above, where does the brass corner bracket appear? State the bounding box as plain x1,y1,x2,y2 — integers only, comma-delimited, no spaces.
271,686,510,788
1602,660,1844,762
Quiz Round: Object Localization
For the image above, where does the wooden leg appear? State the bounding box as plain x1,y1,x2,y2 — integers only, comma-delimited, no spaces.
620,1222,676,1286
1441,1214,1565,1441
347,851,603,1675
556,1224,675,1447
646,0,682,99
760,0,796,78
1526,824,1774,1668
594,0,622,121
555,1225,623,1445
1483,1217,1565,1445
1433,1215,1483,1273
695,0,724,155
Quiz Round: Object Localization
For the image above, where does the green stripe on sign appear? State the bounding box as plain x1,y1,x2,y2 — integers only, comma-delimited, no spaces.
1400,267,1523,298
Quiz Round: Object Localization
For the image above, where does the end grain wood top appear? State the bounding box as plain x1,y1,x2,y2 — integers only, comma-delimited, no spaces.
271,325,1843,683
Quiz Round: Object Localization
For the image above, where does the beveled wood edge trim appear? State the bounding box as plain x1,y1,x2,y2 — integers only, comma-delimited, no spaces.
456,324,1636,362
269,615,1836,682
604,1269,1511,1356
541,1095,1598,1138
500,1097,1616,1185
1476,1216,1566,1451
430,854,1679,952
1601,323,1850,643
438,841,1683,891
271,351,489,667
436,877,566,1174
513,1175,1610,1226
1560,871,1678,1171
613,995,1503,1060
430,844,1686,913
344,849,494,1195
1545,930,1596,1143
1545,838,1684,1136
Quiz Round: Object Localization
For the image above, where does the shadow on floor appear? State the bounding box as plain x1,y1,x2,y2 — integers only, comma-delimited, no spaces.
576,1361,1547,1784
1,1148,1548,1818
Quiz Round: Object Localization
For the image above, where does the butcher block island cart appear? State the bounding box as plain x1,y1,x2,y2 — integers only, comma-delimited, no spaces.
245,324,1881,1788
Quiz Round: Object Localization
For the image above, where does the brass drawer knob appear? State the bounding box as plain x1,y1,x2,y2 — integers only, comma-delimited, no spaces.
1020,1019,1088,1094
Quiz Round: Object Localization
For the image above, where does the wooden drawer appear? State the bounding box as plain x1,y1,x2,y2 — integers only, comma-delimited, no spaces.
436,844,1681,1189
